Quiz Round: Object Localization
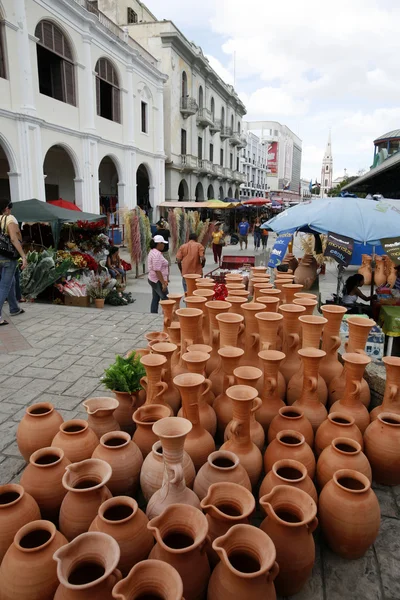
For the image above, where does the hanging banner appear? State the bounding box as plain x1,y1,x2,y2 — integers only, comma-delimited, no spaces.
268,231,293,268
381,237,400,266
324,231,354,267
267,142,278,176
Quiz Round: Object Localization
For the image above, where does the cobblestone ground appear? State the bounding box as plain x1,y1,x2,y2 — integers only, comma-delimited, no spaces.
0,303,399,600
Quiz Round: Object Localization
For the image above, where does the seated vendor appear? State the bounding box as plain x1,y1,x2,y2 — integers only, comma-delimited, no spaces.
393,264,400,291
342,274,374,314
106,247,126,283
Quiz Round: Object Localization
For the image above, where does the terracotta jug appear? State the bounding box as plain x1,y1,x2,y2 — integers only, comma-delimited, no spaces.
358,254,372,285
0,483,40,563
193,288,214,301
145,331,169,345
293,297,318,315
319,469,380,558
330,353,371,433
294,292,317,300
208,524,279,600
260,485,318,597
89,497,153,576
317,437,372,489
371,356,400,420
258,287,282,300
319,305,347,386
293,348,328,431
273,279,290,302
282,252,298,272
59,458,112,541
387,257,397,288
226,282,246,292
168,323,182,372
253,282,273,301
193,450,251,501
112,392,135,434
52,420,99,463
184,296,208,344
168,293,184,319
259,458,318,504
364,412,400,485
196,279,215,291
264,430,316,478
257,296,280,313
53,532,121,600
184,274,201,296
141,441,195,501
374,255,386,286
17,402,64,461
220,385,263,486
20,446,70,522
282,283,304,304
279,303,306,384
240,302,265,376
255,311,283,351
132,404,171,458
180,351,216,435
294,254,318,289
201,482,255,567
146,417,201,519
82,397,120,439
268,406,314,448
216,312,244,348
92,431,143,496
148,504,210,600
140,354,171,412
258,349,286,422
204,301,232,379
173,307,209,377
345,316,375,353
0,520,67,600
226,295,246,315
151,342,181,414
112,559,184,600
160,299,177,332
315,412,363,457
213,347,244,438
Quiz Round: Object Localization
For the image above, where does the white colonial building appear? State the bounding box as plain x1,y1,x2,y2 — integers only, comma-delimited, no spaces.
239,130,268,199
101,0,247,202
0,0,167,216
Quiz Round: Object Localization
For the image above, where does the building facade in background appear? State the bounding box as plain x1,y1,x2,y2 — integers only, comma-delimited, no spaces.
239,131,268,199
321,132,333,197
300,178,312,200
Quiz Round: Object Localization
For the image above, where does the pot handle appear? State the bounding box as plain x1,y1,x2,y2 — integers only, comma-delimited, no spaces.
140,376,148,390
261,341,272,351
289,332,300,350
212,330,219,345
229,419,242,438
266,376,277,392
308,516,319,534
389,384,398,400
109,568,122,587
227,375,236,388
327,335,341,353
170,463,184,485
267,561,280,583
202,379,213,399
155,381,168,399
307,376,318,393
251,397,262,414
251,332,260,349
350,380,362,396
238,323,245,337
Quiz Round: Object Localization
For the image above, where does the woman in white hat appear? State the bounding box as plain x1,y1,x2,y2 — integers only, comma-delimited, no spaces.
147,234,169,313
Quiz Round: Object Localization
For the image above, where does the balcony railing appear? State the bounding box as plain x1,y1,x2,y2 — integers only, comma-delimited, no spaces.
199,159,213,174
213,165,223,178
229,131,241,146
234,171,247,184
181,154,199,171
180,97,199,118
237,134,247,149
197,108,214,128
222,167,233,180
220,126,232,140
209,118,221,134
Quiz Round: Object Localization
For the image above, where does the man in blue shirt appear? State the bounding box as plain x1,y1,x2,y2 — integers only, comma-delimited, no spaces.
238,217,250,250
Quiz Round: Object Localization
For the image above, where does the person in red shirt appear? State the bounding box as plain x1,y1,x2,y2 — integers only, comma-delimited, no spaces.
176,233,206,292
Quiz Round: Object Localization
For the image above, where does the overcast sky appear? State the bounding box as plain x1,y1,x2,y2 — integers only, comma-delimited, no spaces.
144,0,400,182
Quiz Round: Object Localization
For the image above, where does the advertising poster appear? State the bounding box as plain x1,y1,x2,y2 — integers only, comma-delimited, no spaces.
324,231,354,267
268,231,293,268
267,142,278,176
381,237,400,266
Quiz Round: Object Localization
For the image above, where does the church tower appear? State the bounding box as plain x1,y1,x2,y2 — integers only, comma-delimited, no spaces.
321,131,333,197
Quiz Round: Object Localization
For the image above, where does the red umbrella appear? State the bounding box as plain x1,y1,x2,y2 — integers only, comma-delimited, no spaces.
48,199,81,211
242,198,271,206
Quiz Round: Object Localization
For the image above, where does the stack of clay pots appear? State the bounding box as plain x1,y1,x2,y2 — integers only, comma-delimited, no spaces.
2,268,398,600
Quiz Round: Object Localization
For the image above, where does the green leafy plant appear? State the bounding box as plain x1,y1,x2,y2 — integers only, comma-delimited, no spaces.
102,353,145,393
20,249,73,299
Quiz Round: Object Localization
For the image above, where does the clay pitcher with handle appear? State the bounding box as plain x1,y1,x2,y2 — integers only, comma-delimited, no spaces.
184,296,208,344
151,342,181,415
213,347,244,438
181,351,216,436
279,303,306,384
172,307,204,378
82,397,120,439
319,305,347,385
257,350,286,432
240,302,266,377
204,301,232,376
293,348,328,431
160,299,176,333
112,560,184,600
140,354,171,412
370,356,400,420
346,316,375,353
330,353,371,433
255,311,283,351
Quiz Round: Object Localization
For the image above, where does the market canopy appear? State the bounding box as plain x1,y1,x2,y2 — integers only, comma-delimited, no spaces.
242,198,271,206
48,199,82,211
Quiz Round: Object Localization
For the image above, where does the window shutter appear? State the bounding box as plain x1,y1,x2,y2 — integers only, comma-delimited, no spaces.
96,76,101,116
43,22,54,50
0,27,6,79
112,87,120,123
63,61,75,106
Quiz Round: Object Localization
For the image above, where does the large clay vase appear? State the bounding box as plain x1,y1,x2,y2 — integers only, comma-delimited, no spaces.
208,524,279,600
260,485,318,597
0,520,67,600
152,342,181,414
141,441,196,501
316,437,372,489
193,450,251,501
168,293,184,320
319,469,380,559
173,373,215,471
146,417,201,519
201,482,255,567
92,431,143,496
240,303,266,376
293,297,318,315
132,404,171,458
112,392,135,435
59,458,112,541
294,254,317,289
268,406,314,448
264,430,316,478
112,559,184,600
148,504,210,600
17,402,64,461
140,354,171,412
258,350,286,421
220,385,263,487
374,256,386,287
0,484,40,563
184,274,202,296
213,347,244,438
319,305,347,386
193,288,215,301
204,299,232,377
82,397,120,439
255,312,283,351
346,316,375,353
216,312,244,348
226,366,265,450
210,343,244,399
330,353,371,433
173,307,208,377
52,420,99,463
257,296,281,313
180,351,216,435
358,254,372,285
387,257,397,288
274,279,290,303
259,458,318,504
364,412,400,485
160,299,177,333
168,322,181,370
315,412,363,457
279,303,306,384
282,283,304,305
20,446,70,521
253,282,273,301
226,296,246,316
371,356,400,420
293,348,328,431
184,296,208,345
89,496,153,577
53,532,121,600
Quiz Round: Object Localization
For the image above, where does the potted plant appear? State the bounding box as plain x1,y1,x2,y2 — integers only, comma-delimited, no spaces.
87,274,115,308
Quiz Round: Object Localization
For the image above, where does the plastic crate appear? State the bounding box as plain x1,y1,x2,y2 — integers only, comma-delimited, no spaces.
222,255,255,270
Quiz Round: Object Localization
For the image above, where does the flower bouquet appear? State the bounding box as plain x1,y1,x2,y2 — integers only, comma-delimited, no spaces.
86,273,116,309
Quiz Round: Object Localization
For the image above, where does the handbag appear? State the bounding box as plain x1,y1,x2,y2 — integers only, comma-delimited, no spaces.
0,215,19,259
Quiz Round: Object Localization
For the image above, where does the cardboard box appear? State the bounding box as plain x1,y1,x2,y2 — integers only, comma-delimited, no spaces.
64,295,91,307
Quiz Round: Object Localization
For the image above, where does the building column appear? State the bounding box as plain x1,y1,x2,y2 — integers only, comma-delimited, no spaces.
13,0,36,114
7,172,21,204
74,178,84,210
81,35,96,131
124,65,135,145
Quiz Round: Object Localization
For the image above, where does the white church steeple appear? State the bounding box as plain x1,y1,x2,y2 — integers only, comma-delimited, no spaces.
321,131,333,197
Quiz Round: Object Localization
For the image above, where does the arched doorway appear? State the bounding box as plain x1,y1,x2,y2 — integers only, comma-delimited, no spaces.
207,184,214,200
43,145,76,204
99,155,119,215
178,179,189,201
219,186,224,200
235,188,239,200
137,164,151,213
195,182,204,202
0,145,10,200
227,186,233,199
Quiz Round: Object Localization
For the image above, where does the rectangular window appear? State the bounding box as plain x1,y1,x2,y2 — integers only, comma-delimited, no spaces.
220,148,224,167
141,101,148,133
181,129,187,155
209,143,214,163
236,157,239,171
127,7,138,23
230,153,233,170
198,136,203,160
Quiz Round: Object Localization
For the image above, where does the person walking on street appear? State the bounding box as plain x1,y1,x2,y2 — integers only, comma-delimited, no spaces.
253,218,262,251
147,234,169,314
211,224,225,265
156,219,171,264
238,217,250,250
261,226,269,250
176,233,205,292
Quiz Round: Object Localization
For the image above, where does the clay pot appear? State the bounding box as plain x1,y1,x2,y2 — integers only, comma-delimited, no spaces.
258,348,286,414
196,280,215,291
255,311,283,350
258,287,282,300
371,356,400,420
316,437,371,489
0,520,68,600
374,256,386,287
210,343,243,399
387,257,397,288
193,450,251,501
53,532,121,600
59,459,112,541
132,404,171,458
226,282,246,292
264,430,316,478
112,392,135,434
294,254,318,289
0,483,40,563
282,283,304,304
204,300,233,378
259,459,318,504
173,373,215,471
318,469,380,558
315,412,363,457
240,302,266,376
226,289,249,298
260,485,318,597
187,343,213,354
358,254,372,285
292,348,328,431
279,303,306,384
257,296,281,313
145,331,169,346
160,299,177,332
173,307,209,378
216,312,244,348
168,293,184,320
193,289,215,302
89,497,153,577
208,524,279,600
180,352,216,434
201,482,255,567
226,296,247,318
253,282,273,301
20,446,70,521
17,402,64,461
148,504,210,600
345,316,375,354
330,353,371,433
168,323,181,370
140,354,171,412
212,347,244,438
184,274,202,296
274,279,290,303
52,420,99,463
82,397,120,439
294,292,317,300
319,305,347,386
112,559,184,600
293,297,318,315
184,296,209,345
268,406,314,448
220,385,263,486
146,417,201,519
92,431,143,496
364,412,400,485
150,342,180,414
141,441,196,501
225,366,264,450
